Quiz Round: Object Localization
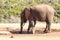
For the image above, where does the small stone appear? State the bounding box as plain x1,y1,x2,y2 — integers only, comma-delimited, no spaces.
10,35,13,38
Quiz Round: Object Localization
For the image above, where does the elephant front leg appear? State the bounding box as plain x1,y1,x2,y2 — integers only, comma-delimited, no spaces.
27,26,35,34
19,20,24,33
27,19,35,34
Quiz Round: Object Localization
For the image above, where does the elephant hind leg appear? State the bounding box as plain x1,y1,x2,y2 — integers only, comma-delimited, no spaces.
44,23,51,33
43,23,48,33
33,17,36,26
44,19,51,33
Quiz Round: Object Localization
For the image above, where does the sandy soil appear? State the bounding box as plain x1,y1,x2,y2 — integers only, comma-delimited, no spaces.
0,23,60,40
0,28,60,40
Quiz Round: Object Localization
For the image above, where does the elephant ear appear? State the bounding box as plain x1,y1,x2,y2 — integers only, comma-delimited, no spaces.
20,8,27,23
25,8,30,19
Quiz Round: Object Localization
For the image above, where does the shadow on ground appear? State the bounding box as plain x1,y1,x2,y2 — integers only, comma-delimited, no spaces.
9,30,46,34
9,28,60,34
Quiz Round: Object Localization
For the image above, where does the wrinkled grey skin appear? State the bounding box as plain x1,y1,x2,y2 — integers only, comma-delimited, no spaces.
20,4,57,34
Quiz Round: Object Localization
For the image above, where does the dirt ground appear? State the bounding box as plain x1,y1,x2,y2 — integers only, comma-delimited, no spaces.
0,23,60,40
0,28,60,40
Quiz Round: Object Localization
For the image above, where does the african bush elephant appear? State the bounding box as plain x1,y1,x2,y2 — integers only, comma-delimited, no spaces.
20,4,57,34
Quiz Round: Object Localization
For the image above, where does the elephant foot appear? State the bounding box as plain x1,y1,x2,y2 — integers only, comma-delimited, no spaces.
27,31,30,34
31,29,35,34
27,31,32,34
27,27,35,34
27,31,35,34
19,31,22,34
31,31,35,34
43,30,51,33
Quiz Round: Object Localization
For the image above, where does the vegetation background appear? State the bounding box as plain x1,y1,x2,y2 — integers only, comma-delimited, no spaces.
0,0,60,23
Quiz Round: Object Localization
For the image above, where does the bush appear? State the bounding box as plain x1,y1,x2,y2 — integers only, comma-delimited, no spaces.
0,0,60,23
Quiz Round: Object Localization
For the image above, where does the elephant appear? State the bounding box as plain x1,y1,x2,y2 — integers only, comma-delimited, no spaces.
20,4,57,34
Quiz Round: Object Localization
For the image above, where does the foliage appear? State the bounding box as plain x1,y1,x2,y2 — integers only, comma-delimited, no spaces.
0,0,60,23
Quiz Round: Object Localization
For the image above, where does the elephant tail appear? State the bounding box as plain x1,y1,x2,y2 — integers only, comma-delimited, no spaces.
54,11,57,16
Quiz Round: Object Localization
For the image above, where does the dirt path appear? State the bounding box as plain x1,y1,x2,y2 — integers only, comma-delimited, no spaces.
0,23,60,40
0,32,60,40
0,28,60,40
